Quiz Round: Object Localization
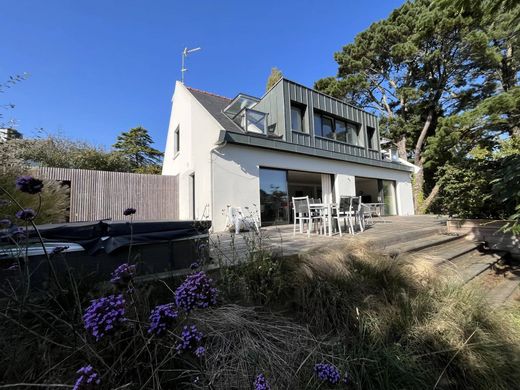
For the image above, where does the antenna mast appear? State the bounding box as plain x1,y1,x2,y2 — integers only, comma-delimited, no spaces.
181,47,201,83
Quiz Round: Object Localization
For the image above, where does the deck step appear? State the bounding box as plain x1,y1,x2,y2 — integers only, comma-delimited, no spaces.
417,238,480,262
439,251,502,283
371,226,447,249
487,275,520,306
384,233,463,254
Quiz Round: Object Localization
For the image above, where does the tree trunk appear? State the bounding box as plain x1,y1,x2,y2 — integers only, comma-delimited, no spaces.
397,136,407,159
421,182,440,213
413,110,434,213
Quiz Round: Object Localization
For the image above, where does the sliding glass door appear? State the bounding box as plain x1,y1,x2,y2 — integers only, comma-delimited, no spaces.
259,168,289,225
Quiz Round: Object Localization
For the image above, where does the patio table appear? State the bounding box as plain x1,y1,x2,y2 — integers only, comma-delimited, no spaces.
309,203,335,236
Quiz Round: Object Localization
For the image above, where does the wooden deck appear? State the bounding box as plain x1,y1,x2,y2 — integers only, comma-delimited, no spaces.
209,215,447,264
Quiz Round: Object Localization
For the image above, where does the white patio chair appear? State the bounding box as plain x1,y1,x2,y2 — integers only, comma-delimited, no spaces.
225,206,259,233
292,196,324,237
332,196,355,237
361,203,375,226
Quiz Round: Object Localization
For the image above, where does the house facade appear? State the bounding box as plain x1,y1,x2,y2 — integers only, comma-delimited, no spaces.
162,78,415,231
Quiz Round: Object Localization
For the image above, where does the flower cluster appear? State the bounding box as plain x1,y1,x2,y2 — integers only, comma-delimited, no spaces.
110,263,136,287
83,294,127,341
73,365,100,390
195,346,206,358
148,303,178,336
15,208,36,221
123,207,136,216
175,271,218,313
16,175,44,195
314,363,341,385
176,324,203,353
253,373,271,390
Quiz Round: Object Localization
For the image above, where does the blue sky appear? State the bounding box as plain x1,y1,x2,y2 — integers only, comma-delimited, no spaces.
2,0,404,151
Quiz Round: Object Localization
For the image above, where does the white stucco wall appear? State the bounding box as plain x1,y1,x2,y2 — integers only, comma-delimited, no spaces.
211,144,415,231
162,82,221,221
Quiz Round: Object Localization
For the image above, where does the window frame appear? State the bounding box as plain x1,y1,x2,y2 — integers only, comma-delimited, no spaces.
174,125,180,156
313,111,362,147
366,126,377,150
290,103,307,133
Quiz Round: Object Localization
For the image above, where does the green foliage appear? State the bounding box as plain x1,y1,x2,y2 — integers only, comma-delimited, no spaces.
113,126,163,173
433,160,499,218
265,67,283,92
6,134,133,172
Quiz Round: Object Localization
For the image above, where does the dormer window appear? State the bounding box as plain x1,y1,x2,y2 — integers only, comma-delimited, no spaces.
233,108,267,134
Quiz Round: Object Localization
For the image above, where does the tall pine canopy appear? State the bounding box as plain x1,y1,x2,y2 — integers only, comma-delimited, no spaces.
315,0,519,217
113,126,163,174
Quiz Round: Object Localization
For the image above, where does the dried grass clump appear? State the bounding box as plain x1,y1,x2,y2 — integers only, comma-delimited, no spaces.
281,241,438,333
192,304,324,390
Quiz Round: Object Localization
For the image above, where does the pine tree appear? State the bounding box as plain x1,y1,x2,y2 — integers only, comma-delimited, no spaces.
266,67,283,92
113,126,163,173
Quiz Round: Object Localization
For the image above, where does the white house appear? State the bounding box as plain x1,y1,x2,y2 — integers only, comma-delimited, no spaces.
162,78,415,231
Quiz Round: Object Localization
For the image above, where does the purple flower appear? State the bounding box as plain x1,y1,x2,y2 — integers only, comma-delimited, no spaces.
176,324,203,353
83,294,127,341
253,373,271,390
175,271,218,313
195,346,206,358
123,208,136,216
15,208,36,221
148,303,178,336
314,363,341,385
189,262,200,270
110,263,136,286
16,175,44,195
73,365,100,390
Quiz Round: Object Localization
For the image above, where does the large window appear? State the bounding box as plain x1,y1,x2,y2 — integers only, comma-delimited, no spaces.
314,112,361,145
259,168,289,225
291,104,306,133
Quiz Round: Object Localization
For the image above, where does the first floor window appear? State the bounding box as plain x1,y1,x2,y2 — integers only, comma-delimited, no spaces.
314,111,361,145
291,104,306,132
367,126,376,149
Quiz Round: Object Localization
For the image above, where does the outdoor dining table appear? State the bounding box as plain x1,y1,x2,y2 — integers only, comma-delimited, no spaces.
309,202,335,236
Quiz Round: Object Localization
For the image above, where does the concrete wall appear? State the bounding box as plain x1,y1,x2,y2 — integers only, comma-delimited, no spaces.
162,82,221,221
211,143,414,231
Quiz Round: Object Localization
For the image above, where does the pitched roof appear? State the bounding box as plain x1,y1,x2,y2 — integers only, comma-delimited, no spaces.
187,87,245,134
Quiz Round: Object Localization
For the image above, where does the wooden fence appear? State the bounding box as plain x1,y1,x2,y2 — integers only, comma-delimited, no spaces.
34,167,179,222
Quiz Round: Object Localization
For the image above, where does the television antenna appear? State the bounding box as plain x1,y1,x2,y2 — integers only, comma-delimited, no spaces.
181,47,201,83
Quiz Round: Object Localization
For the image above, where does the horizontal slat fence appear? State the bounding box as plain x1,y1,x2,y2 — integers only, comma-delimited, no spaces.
34,167,178,222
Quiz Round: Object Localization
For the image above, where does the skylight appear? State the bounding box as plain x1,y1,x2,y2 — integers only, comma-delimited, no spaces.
223,93,260,116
